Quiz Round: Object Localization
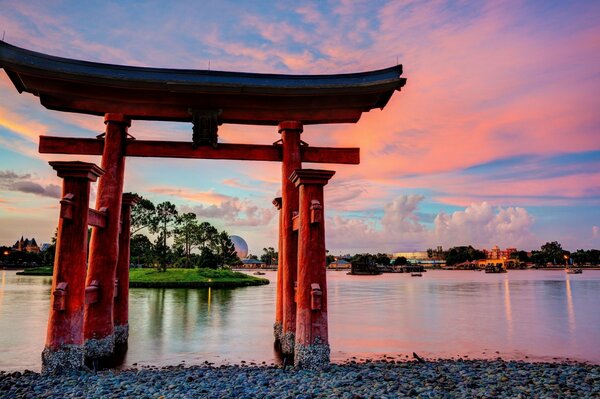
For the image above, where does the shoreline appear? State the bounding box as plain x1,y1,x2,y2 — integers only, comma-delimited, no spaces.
1,359,598,398
11,267,270,288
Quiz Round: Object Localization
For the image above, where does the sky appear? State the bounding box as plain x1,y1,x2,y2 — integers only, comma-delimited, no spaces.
0,0,599,255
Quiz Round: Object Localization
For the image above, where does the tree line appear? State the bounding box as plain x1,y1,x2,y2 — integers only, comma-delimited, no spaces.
429,241,600,267
129,199,240,271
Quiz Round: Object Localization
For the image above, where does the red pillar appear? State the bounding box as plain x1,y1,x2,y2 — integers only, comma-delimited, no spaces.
114,193,140,346
290,169,335,369
272,197,283,342
279,121,302,354
84,113,129,359
42,161,104,373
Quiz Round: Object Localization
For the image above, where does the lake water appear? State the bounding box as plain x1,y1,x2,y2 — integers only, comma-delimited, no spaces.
1,269,599,371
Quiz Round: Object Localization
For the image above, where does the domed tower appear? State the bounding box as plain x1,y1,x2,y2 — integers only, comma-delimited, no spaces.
229,235,249,259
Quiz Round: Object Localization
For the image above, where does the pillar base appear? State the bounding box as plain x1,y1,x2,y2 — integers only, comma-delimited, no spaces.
280,331,295,355
273,322,283,342
41,345,85,373
84,334,115,359
114,324,129,345
294,339,330,370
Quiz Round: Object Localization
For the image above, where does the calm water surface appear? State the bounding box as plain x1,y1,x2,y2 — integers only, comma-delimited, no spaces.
1,269,599,371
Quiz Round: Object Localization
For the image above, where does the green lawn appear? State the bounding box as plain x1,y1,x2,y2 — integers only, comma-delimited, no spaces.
129,268,269,288
16,266,53,276
16,267,269,288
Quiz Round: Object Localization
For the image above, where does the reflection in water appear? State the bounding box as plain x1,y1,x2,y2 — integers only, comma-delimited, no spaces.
565,277,576,333
0,270,599,371
503,278,513,338
207,287,211,314
0,271,5,309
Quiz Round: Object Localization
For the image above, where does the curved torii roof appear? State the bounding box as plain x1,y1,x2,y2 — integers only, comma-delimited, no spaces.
0,41,406,125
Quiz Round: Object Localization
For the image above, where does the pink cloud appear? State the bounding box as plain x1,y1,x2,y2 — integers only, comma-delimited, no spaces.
147,187,232,205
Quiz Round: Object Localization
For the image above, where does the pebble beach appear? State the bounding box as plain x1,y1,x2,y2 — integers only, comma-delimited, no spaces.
1,359,599,399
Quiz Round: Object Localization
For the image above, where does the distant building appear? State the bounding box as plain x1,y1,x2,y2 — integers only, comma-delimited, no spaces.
482,246,517,260
240,258,266,268
393,246,444,262
12,236,40,254
328,259,351,270
392,251,429,261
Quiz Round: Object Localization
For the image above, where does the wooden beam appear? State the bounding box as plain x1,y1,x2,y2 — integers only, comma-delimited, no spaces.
88,208,107,228
39,136,360,165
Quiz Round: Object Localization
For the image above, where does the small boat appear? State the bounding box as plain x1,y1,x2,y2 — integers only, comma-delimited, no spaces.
253,271,266,275
410,272,422,277
566,268,582,274
485,264,507,273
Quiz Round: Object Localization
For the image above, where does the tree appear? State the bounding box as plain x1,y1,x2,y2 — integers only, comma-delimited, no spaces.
197,221,219,252
510,250,530,262
376,253,391,266
427,248,434,259
150,201,178,271
540,241,564,265
215,231,241,267
571,249,588,266
261,247,277,266
174,212,200,268
393,256,407,266
530,250,545,267
130,234,154,266
197,248,219,269
42,227,58,266
131,198,156,235
444,246,486,266
350,253,376,265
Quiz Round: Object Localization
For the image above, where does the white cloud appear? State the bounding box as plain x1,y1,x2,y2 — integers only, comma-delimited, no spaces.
433,202,534,248
381,195,426,234
326,196,536,252
593,226,599,239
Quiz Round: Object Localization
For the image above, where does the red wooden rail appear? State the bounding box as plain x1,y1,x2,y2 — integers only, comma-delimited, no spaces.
39,136,360,165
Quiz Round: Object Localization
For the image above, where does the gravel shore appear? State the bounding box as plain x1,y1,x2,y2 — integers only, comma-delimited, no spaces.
1,359,599,398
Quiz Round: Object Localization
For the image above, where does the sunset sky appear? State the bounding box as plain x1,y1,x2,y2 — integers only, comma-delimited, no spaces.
0,1,599,255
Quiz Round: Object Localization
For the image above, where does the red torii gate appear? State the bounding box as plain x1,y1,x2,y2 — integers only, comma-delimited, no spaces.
0,41,406,371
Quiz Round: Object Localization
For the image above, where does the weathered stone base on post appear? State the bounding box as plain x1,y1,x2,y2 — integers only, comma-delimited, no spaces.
42,345,86,374
84,335,115,360
114,324,129,345
294,338,331,370
280,331,296,355
273,322,283,344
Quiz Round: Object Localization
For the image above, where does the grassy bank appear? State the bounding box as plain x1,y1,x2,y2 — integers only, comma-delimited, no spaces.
15,266,53,276
16,267,269,288
129,268,269,288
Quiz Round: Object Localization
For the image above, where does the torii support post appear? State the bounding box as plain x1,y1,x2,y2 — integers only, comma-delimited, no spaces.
279,121,302,355
84,113,129,360
42,161,104,373
114,193,141,346
272,197,283,342
291,169,335,369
